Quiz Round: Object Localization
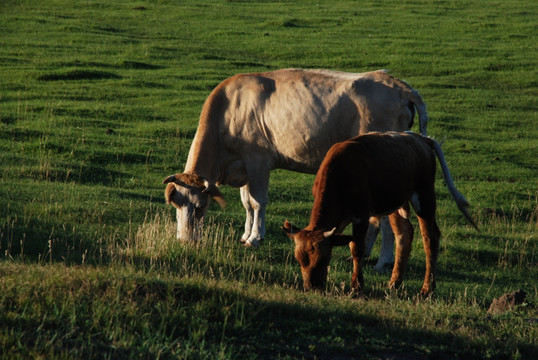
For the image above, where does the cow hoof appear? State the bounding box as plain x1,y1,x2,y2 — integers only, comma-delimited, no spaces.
244,239,260,248
373,262,394,274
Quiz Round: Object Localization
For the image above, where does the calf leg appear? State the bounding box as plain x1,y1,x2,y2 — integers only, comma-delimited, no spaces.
411,187,441,295
350,217,369,291
417,215,441,295
388,204,414,290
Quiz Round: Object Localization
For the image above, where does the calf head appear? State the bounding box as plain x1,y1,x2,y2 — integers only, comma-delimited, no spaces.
282,220,351,291
163,173,226,242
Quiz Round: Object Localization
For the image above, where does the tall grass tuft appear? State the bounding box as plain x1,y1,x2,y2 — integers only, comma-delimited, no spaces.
114,209,301,290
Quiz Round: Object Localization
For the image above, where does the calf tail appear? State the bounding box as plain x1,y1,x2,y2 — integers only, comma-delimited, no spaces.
428,138,479,230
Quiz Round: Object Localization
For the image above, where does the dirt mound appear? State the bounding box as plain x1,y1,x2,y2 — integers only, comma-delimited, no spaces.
487,289,527,315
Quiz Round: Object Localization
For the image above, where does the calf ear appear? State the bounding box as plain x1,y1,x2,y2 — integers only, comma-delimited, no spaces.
281,220,299,241
281,221,293,235
282,220,301,234
330,234,353,247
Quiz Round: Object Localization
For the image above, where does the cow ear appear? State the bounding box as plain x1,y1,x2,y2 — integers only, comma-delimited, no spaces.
209,189,226,209
164,183,181,209
330,234,353,247
164,183,176,204
202,183,226,209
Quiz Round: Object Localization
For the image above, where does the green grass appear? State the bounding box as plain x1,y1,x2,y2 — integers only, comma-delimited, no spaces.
1,0,537,358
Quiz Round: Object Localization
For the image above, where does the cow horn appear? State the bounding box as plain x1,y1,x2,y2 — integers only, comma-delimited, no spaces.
323,228,337,238
202,179,211,193
162,174,178,184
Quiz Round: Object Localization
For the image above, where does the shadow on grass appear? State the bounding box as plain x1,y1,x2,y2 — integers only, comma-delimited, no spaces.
1,218,535,359
3,267,531,359
37,69,121,81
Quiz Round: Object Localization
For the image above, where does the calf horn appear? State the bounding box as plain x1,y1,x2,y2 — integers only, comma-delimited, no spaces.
323,228,337,238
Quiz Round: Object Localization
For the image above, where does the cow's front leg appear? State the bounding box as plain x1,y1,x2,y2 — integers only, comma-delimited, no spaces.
349,217,369,291
242,165,270,247
240,186,253,243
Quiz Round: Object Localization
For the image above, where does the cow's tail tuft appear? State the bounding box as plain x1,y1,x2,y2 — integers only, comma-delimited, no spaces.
428,138,479,230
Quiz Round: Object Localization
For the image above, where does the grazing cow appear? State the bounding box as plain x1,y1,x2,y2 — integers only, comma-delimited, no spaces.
163,69,429,249
282,132,478,295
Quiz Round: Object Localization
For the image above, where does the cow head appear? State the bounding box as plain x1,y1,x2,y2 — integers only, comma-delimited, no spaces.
163,173,226,242
281,220,351,291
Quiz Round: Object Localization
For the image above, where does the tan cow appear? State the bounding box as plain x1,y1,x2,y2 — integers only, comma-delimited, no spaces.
164,69,429,249
282,132,478,295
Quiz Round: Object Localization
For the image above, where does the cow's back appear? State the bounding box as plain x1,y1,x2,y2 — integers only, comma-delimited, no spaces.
218,69,415,174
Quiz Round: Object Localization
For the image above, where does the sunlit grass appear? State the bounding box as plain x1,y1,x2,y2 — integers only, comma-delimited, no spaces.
0,0,536,358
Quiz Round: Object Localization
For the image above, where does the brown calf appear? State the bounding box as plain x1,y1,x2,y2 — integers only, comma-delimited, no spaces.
282,132,477,295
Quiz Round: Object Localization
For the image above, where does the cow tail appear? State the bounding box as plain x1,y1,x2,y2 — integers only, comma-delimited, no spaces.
426,137,479,230
409,90,429,136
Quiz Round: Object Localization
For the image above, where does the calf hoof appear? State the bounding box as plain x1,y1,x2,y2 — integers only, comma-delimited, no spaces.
419,286,434,297
350,280,364,294
387,279,402,291
349,287,363,298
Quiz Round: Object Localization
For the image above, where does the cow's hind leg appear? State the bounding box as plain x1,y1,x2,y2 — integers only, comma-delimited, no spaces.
364,218,380,258
240,186,254,243
364,217,395,273
375,216,395,273
388,204,414,290
350,217,369,292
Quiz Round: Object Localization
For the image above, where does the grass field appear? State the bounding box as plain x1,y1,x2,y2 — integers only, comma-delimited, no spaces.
1,0,537,358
